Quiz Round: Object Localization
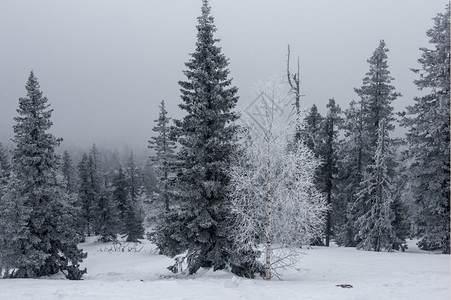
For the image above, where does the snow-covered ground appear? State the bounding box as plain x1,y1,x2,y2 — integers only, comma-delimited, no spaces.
0,238,449,300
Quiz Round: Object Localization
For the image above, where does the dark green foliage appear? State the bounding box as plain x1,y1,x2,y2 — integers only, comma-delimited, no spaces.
321,99,342,246
354,120,399,251
401,5,450,254
62,151,78,193
149,100,176,216
123,197,145,242
77,153,92,235
334,100,364,247
113,167,128,230
112,165,144,243
0,71,86,279
123,152,145,242
77,146,103,236
335,41,405,251
155,0,241,274
96,186,120,242
301,104,324,156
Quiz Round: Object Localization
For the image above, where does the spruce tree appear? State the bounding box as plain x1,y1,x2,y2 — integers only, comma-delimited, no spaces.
401,5,450,254
354,119,399,251
0,143,10,277
148,100,176,215
96,184,120,242
322,99,342,246
156,0,240,274
354,40,400,148
77,146,103,236
0,71,86,279
0,143,10,200
301,104,324,155
124,152,145,242
334,100,364,247
126,151,141,208
352,41,403,251
77,153,92,235
62,150,78,193
113,167,129,232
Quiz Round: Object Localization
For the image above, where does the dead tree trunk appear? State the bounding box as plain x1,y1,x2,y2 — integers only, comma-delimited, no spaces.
287,45,302,142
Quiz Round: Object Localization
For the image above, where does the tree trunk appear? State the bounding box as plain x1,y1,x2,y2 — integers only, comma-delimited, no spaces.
265,116,273,281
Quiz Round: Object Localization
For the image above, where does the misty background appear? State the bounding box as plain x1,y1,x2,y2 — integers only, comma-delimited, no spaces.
0,0,447,152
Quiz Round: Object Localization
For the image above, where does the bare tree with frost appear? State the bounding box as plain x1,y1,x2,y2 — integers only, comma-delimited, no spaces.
229,82,328,280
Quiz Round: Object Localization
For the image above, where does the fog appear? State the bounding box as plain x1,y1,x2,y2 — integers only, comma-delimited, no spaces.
0,0,447,151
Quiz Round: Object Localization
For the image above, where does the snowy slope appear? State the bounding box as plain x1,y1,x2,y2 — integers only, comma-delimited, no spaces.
0,238,449,300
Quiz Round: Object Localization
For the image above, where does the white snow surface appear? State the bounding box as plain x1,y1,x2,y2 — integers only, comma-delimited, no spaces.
0,238,449,300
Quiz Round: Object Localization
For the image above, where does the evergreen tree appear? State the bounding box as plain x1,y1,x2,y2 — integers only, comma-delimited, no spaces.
124,151,145,242
0,71,86,279
148,100,176,215
401,5,450,254
334,100,364,247
335,41,402,249
86,145,121,240
76,145,106,237
96,184,120,242
354,119,403,251
113,167,129,232
87,145,103,235
62,150,78,193
155,0,240,274
122,193,145,243
321,99,342,246
354,40,400,149
77,153,92,235
0,143,10,277
301,104,324,155
126,151,141,207
0,143,10,199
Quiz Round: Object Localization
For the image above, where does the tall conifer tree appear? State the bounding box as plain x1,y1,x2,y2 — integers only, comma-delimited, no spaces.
322,99,342,246
0,71,86,279
156,0,240,274
62,151,78,193
334,100,364,247
352,41,403,251
336,41,402,249
402,5,450,254
149,100,176,215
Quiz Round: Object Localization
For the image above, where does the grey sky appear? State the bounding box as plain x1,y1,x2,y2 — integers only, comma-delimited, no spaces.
0,0,447,150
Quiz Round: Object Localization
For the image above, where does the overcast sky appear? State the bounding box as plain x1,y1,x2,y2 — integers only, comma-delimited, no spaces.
0,0,447,150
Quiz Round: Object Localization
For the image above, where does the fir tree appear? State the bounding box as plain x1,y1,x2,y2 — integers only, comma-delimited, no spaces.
156,0,240,274
62,150,78,193
321,99,342,246
354,119,401,251
87,145,103,235
113,167,129,232
401,5,450,254
77,153,92,235
0,143,10,200
96,184,120,242
354,40,400,149
301,104,324,155
0,143,11,277
0,71,86,279
148,100,176,215
124,152,145,242
334,100,364,247
126,151,141,208
336,41,401,249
